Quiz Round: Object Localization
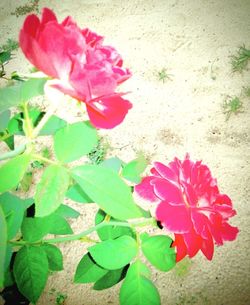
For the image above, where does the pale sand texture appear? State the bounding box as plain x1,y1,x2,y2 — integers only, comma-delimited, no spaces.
0,0,250,304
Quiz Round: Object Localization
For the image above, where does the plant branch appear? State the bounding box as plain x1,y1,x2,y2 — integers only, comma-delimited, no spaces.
32,106,55,138
22,101,33,138
9,218,156,246
31,153,59,166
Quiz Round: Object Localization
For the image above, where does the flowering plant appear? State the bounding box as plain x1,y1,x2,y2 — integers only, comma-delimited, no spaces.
0,8,238,305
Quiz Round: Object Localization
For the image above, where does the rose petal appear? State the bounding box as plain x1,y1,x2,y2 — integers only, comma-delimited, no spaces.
183,231,202,258
182,182,198,206
172,234,187,262
181,156,194,182
154,162,178,182
156,201,192,233
201,233,214,260
134,177,158,202
86,94,132,129
220,222,239,241
41,7,57,26
191,209,209,237
151,178,184,205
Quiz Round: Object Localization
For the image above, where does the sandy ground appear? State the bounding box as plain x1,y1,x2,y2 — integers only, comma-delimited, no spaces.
0,0,250,304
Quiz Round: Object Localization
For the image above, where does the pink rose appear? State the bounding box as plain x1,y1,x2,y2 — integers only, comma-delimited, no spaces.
19,8,132,129
135,154,239,261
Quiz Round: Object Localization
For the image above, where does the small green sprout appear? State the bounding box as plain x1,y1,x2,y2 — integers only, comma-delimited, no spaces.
222,96,243,121
49,289,67,305
157,68,173,83
231,45,250,72
56,292,67,305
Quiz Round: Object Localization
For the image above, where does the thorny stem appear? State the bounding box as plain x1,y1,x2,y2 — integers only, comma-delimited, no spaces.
9,218,157,246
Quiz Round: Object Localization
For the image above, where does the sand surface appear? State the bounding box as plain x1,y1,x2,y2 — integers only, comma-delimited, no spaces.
0,0,250,304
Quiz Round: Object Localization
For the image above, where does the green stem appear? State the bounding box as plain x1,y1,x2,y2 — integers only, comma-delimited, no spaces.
9,218,155,246
0,143,26,161
44,221,133,244
32,102,57,138
23,102,34,138
31,153,59,166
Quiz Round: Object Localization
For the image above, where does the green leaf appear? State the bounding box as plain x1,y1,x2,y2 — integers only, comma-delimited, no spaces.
13,245,49,304
4,244,12,272
2,245,13,287
71,165,143,220
0,205,7,288
39,115,67,135
26,107,43,127
66,184,93,203
0,84,21,112
0,193,28,239
20,78,46,102
54,121,98,163
141,233,176,272
21,217,50,242
120,261,161,305
55,204,80,219
0,51,11,64
0,153,31,193
19,171,32,192
95,209,135,241
93,266,127,290
74,253,108,283
7,108,42,136
4,268,14,287
42,244,63,271
89,236,137,270
0,79,46,113
22,213,73,242
0,110,10,130
35,165,70,217
48,214,73,235
100,157,124,173
3,135,14,150
7,113,24,135
122,155,147,184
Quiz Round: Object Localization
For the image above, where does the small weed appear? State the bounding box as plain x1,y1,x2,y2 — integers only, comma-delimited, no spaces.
1,39,19,53
11,0,39,17
87,138,109,164
0,38,19,79
49,289,67,305
222,96,243,121
231,45,250,72
157,68,173,82
56,292,67,305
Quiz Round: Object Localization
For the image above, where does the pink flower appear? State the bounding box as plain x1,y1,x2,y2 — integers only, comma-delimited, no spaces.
135,154,239,262
19,8,132,129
